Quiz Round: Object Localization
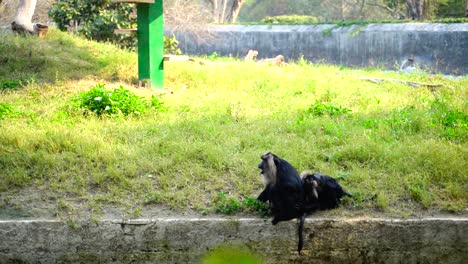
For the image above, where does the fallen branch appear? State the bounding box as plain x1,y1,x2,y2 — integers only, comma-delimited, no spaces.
361,77,446,90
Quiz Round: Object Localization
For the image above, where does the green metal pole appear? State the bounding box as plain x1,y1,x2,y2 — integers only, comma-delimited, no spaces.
137,1,164,89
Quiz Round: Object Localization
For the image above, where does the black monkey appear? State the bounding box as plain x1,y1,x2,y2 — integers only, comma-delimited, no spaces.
257,152,305,254
297,172,352,254
301,171,352,212
257,152,304,225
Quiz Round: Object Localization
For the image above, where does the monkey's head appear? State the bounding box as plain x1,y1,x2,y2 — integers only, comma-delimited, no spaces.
275,55,285,63
301,171,319,200
258,152,279,186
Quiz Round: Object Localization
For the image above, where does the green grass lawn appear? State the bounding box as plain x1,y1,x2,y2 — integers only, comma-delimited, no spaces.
0,29,466,220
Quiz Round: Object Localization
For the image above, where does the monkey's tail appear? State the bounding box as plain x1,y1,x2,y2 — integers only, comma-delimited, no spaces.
297,213,306,255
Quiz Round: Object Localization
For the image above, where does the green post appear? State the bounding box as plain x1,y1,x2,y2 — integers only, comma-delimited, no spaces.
137,0,164,89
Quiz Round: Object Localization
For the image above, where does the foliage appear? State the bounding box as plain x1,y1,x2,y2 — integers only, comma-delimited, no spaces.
239,0,467,22
73,84,150,116
305,101,352,117
164,35,182,55
49,0,136,49
261,15,318,24
49,0,181,52
437,0,466,17
0,79,21,90
213,192,243,215
0,103,18,120
213,193,269,216
242,196,270,217
144,192,160,204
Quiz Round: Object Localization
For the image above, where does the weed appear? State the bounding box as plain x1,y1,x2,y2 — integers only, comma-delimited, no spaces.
145,192,160,204
306,101,351,117
242,196,269,217
430,98,467,141
208,52,219,60
322,28,333,36
73,84,151,116
0,79,22,90
150,95,166,111
375,192,389,211
408,185,433,208
213,192,243,215
0,103,16,120
0,103,29,120
441,201,465,213
386,106,420,135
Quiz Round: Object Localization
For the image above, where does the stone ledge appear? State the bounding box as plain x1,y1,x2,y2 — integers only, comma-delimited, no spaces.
1,217,467,263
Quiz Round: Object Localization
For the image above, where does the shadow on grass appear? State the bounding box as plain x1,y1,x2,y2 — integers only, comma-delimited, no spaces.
0,28,137,90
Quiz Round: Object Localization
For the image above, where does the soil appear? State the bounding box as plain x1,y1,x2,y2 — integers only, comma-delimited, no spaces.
1,186,466,221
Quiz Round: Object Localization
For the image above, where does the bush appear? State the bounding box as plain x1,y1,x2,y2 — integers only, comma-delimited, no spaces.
261,15,318,25
49,0,181,52
73,84,152,116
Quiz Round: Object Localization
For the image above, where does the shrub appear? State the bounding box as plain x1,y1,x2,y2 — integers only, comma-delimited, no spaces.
73,84,150,116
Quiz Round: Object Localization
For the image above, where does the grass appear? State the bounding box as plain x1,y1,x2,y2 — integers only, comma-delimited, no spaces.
0,29,467,219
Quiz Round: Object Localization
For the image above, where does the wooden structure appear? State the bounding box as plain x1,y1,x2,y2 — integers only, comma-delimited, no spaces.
113,0,164,89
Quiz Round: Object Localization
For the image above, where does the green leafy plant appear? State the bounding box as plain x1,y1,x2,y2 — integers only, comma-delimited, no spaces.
208,52,219,60
0,79,21,90
49,0,136,49
49,0,181,52
242,196,269,217
306,101,352,117
150,95,166,111
164,35,182,55
73,84,149,116
213,192,243,215
430,98,467,141
145,192,160,204
0,103,15,120
409,185,433,208
0,103,24,119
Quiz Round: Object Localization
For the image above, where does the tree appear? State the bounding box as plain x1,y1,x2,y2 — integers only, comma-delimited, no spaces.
202,0,245,23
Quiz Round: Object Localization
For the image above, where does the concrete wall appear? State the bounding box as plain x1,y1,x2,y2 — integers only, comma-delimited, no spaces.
1,217,467,263
170,24,468,75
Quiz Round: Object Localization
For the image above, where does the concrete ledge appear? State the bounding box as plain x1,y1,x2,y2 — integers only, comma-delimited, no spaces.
1,217,467,263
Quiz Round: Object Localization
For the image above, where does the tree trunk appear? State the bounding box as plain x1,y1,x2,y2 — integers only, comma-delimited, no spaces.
12,0,37,34
207,0,244,23
465,0,468,17
226,0,243,23
406,0,422,20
